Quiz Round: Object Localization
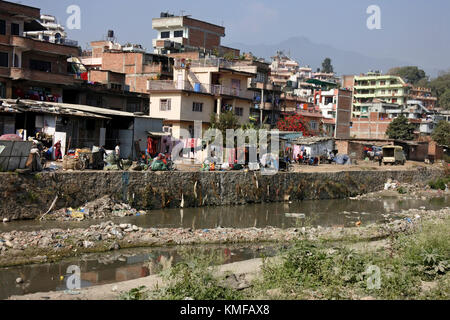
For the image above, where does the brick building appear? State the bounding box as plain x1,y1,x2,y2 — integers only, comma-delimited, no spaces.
81,40,174,94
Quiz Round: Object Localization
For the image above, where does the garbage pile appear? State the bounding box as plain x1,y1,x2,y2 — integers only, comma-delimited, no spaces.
42,196,147,221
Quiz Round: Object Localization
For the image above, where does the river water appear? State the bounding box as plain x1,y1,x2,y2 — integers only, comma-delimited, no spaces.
0,196,448,299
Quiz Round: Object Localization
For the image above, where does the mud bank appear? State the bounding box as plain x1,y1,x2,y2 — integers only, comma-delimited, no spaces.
0,166,445,221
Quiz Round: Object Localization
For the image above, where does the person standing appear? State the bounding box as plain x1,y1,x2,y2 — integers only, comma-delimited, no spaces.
54,140,62,160
115,142,121,160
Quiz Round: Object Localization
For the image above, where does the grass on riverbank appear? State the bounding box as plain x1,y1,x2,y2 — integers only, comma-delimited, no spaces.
121,215,450,300
252,216,450,300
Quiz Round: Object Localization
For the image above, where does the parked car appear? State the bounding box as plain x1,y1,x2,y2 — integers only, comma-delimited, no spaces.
382,146,406,165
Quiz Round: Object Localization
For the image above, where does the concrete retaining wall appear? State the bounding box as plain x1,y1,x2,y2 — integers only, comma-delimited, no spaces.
0,167,445,221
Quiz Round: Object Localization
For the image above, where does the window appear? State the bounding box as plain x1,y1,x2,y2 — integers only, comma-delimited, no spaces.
30,60,51,72
11,23,19,36
174,30,183,37
0,20,5,35
380,81,386,86
235,107,243,117
192,102,203,112
160,99,171,111
160,31,170,39
310,121,318,130
0,52,8,67
0,82,5,98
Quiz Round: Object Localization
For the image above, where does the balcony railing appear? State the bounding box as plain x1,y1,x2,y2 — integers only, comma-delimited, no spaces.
148,80,253,99
174,58,242,70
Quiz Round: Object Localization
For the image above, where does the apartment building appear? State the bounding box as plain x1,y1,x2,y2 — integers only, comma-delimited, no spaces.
148,58,256,139
81,39,174,94
226,54,282,127
152,13,240,58
353,72,411,118
0,1,81,101
270,52,300,87
409,87,437,110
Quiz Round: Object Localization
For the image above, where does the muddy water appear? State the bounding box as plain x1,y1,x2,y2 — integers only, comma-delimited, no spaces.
0,197,449,233
0,196,449,299
0,244,278,300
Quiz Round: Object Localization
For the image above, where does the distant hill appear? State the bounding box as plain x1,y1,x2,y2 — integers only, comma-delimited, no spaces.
226,36,441,77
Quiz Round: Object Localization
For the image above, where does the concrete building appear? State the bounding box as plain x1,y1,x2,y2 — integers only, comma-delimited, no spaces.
409,87,437,110
0,1,81,101
270,52,300,88
148,58,255,139
23,14,77,46
228,54,282,127
81,39,174,94
152,13,239,58
353,72,411,118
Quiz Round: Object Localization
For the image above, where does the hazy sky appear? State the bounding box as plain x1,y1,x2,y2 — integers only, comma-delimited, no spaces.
16,0,450,72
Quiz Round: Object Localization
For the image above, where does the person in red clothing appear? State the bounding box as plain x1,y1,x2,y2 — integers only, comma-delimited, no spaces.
54,140,62,160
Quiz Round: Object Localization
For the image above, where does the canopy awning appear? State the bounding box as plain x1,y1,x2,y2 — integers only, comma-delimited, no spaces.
147,131,167,137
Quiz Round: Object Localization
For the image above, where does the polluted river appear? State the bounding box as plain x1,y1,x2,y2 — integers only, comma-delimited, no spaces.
0,195,449,299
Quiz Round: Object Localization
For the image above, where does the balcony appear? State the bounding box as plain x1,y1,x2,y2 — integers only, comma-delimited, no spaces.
148,80,254,100
10,68,79,85
10,36,79,56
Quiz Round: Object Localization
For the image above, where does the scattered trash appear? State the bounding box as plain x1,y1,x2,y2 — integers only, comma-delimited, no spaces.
355,221,362,227
285,213,306,219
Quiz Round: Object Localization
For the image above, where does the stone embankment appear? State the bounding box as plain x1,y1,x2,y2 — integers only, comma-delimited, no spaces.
0,166,444,221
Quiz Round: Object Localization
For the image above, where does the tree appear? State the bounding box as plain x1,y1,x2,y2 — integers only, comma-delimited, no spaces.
432,121,450,146
276,114,311,136
428,71,450,109
386,115,416,140
388,66,427,85
321,58,334,73
209,111,240,138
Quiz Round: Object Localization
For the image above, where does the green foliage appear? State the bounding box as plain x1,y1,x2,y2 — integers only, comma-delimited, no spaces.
155,250,243,300
439,89,450,110
425,71,450,109
120,286,149,300
428,176,450,190
432,121,450,146
386,115,416,140
253,217,450,300
321,58,334,73
210,111,240,138
388,66,427,85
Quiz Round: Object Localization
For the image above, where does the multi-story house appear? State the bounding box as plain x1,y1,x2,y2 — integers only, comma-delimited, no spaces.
152,13,240,58
409,87,437,110
228,54,282,127
270,52,300,88
0,1,81,101
148,58,256,139
23,14,75,46
353,72,411,118
81,38,174,94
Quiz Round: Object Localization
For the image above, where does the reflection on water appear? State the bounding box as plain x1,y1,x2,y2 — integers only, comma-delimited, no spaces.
0,196,448,299
0,244,277,300
1,197,448,233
